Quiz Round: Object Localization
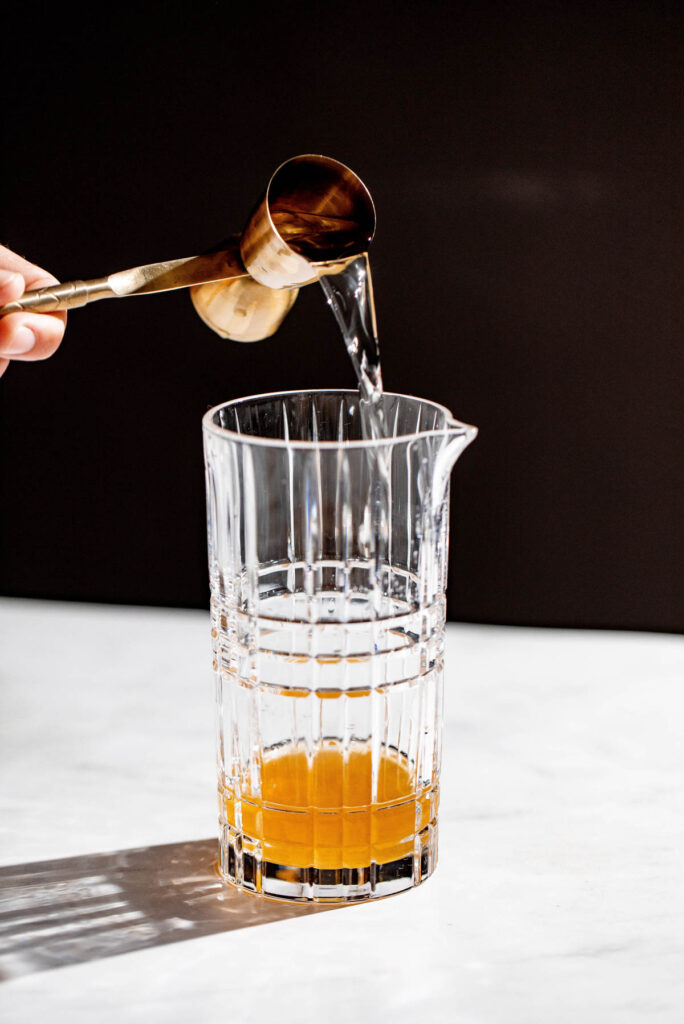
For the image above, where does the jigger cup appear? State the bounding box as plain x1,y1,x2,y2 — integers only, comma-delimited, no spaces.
240,154,375,288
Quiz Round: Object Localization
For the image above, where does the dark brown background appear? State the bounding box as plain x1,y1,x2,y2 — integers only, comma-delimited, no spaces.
1,2,681,631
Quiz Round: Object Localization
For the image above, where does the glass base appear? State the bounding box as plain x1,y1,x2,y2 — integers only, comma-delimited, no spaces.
218,821,438,903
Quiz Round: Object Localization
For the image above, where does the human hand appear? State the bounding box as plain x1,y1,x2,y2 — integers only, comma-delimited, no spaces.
0,245,67,379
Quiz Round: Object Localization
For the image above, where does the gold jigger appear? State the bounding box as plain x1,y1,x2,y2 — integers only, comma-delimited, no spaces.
0,155,375,342
238,153,375,289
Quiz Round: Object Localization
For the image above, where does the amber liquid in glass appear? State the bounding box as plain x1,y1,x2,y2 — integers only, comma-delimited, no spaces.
221,742,436,871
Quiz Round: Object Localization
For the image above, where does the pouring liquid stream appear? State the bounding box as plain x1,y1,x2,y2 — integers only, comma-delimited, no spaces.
275,211,391,614
272,207,386,436
319,254,385,433
319,255,390,617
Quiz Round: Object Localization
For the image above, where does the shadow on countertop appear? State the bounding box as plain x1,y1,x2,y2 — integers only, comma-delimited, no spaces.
0,839,335,979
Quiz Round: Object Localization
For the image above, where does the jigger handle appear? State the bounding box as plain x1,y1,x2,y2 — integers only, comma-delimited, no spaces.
0,278,114,315
0,248,251,319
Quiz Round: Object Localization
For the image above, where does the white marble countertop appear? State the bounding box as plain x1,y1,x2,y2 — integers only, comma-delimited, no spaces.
0,598,682,1023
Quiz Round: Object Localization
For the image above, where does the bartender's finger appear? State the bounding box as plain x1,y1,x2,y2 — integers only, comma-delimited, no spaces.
0,309,67,362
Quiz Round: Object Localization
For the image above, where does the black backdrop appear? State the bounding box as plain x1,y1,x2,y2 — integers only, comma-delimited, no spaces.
1,2,681,632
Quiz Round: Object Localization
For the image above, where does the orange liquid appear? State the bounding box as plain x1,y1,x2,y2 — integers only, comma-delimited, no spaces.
221,742,436,870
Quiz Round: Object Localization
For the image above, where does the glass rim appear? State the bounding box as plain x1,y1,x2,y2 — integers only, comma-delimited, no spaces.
202,388,473,450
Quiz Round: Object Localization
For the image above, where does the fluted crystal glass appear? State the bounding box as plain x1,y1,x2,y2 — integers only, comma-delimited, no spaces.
203,390,476,902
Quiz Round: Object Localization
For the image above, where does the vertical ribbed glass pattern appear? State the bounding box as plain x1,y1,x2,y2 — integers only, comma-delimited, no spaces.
203,390,476,902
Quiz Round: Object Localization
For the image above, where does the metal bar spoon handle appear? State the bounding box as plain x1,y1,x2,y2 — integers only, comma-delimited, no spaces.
0,278,114,314
0,247,248,315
